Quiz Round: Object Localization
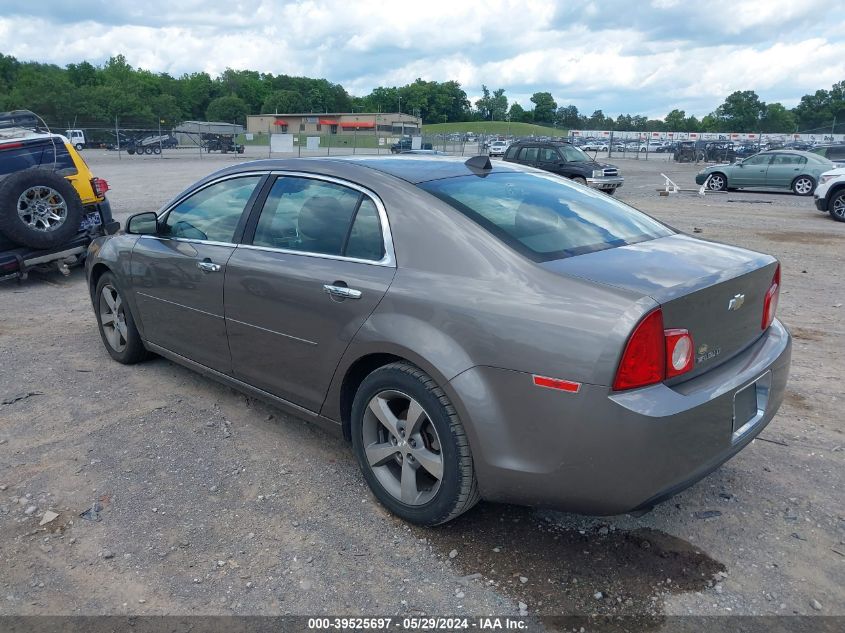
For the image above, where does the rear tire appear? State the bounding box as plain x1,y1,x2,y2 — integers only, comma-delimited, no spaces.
0,169,84,249
792,176,815,196
152,146,162,155
830,190,845,222
351,362,480,526
74,143,84,151
94,272,150,364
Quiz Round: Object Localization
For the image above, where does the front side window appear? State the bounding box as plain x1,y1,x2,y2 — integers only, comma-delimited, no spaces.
419,172,673,262
163,176,261,242
503,145,519,160
252,176,384,260
539,147,560,163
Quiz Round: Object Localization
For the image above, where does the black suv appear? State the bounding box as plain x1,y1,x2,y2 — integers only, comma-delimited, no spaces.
811,144,845,165
503,141,623,194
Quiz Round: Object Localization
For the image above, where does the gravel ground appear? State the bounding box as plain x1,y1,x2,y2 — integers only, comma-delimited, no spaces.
0,148,843,628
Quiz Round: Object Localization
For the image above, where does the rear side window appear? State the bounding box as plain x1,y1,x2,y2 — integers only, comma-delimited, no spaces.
828,146,845,160
518,147,538,162
503,145,519,160
419,172,673,262
0,139,76,176
252,176,385,261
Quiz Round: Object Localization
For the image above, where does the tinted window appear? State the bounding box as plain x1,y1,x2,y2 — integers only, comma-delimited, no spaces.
743,154,772,165
419,172,673,262
345,198,385,261
164,176,260,242
519,147,538,162
771,154,806,165
252,176,363,257
0,139,75,176
503,145,519,160
539,147,560,163
827,146,845,160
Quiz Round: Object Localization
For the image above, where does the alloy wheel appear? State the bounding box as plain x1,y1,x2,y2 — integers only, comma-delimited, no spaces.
17,186,67,231
833,195,845,220
708,175,725,191
361,390,443,506
99,284,128,352
794,178,813,195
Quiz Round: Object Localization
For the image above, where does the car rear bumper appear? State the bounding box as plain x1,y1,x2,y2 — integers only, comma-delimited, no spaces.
586,176,624,191
447,319,791,515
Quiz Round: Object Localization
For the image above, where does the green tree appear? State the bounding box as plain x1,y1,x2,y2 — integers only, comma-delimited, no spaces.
206,95,249,124
712,90,766,132
262,90,305,114
664,108,686,130
555,105,580,129
530,92,557,124
587,109,607,129
760,103,795,133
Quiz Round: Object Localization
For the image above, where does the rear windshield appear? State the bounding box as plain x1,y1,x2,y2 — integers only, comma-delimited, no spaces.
419,171,673,262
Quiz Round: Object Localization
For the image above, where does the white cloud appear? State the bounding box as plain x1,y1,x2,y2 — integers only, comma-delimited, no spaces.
1,0,843,118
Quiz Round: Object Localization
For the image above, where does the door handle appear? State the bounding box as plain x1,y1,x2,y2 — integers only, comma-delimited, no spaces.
323,284,362,299
197,260,221,273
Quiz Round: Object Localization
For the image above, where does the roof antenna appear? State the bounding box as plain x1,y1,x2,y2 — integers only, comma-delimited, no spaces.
465,155,492,171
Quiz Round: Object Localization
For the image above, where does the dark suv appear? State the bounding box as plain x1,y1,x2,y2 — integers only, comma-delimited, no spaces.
503,141,623,194
811,144,845,166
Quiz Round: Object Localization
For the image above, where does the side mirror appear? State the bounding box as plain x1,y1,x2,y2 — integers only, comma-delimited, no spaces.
126,212,159,235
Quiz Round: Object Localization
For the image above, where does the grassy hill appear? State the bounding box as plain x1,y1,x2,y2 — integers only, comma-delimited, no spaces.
422,121,566,137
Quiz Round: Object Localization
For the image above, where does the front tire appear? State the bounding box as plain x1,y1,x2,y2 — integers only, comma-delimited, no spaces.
351,362,479,526
571,176,587,186
707,173,728,191
94,272,149,364
792,176,815,196
830,190,845,222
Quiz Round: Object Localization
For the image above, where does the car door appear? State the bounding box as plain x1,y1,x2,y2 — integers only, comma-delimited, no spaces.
131,174,264,373
537,146,563,175
733,153,772,187
766,154,805,188
224,174,396,412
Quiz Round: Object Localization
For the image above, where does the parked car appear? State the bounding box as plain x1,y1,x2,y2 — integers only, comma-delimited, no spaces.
390,137,432,153
813,167,845,222
487,140,509,157
504,141,623,194
85,155,791,525
675,141,737,163
695,150,835,195
810,144,845,167
0,110,118,281
582,140,608,151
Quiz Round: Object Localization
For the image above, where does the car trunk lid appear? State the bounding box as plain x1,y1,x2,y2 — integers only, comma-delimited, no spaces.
541,234,778,379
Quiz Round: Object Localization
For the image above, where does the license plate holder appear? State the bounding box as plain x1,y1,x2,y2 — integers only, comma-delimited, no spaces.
732,371,772,442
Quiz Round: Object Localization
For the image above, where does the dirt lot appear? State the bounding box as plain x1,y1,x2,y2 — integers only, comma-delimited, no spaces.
1,148,843,627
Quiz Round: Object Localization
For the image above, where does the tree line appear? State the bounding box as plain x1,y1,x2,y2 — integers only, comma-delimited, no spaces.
0,53,842,134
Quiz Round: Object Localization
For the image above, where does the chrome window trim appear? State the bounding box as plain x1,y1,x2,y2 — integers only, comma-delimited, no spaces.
250,170,395,268
152,170,396,267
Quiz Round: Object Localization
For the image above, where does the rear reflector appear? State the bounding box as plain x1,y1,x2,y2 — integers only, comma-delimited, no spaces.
761,263,780,330
532,375,581,393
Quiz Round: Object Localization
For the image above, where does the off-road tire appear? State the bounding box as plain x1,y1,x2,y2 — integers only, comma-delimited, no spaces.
0,168,84,249
351,361,480,526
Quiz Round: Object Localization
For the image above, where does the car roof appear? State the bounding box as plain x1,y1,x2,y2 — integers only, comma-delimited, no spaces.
202,155,531,186
0,128,64,144
760,149,831,161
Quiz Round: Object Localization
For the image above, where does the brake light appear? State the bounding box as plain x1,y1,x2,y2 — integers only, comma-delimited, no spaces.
613,309,695,391
90,177,109,196
0,142,23,151
613,309,665,390
761,263,780,330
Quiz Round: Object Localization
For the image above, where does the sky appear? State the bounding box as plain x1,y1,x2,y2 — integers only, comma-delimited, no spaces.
1,0,844,119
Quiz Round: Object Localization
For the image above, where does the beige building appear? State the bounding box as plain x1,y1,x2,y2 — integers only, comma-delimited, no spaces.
246,112,421,136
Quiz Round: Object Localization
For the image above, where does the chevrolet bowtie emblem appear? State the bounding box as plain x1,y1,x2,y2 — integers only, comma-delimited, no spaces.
728,293,745,311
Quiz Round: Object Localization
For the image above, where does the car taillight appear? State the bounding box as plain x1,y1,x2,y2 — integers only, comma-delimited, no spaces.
761,263,781,330
665,329,693,378
90,177,109,196
613,308,695,391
